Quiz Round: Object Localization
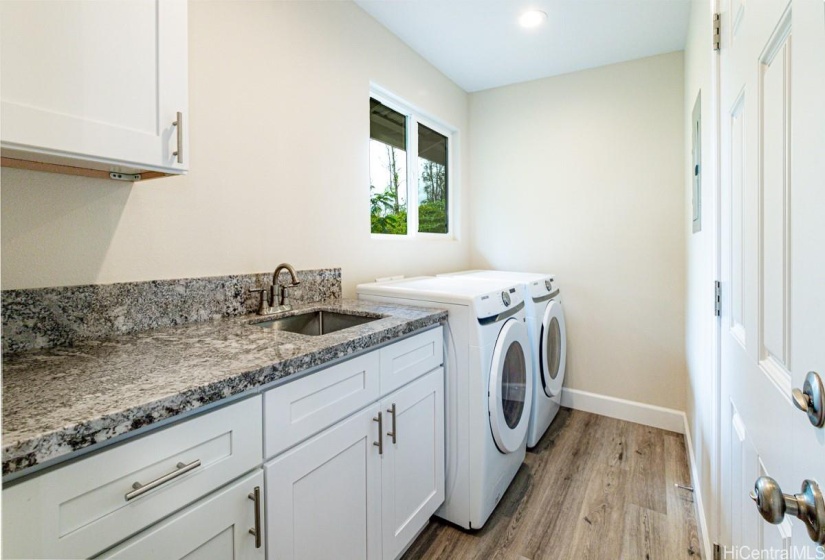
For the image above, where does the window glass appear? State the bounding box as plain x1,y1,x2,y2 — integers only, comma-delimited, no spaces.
417,124,448,233
369,98,407,235
545,317,561,380
501,341,526,429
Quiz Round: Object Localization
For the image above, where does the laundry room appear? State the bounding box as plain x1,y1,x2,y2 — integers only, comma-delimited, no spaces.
2,0,824,559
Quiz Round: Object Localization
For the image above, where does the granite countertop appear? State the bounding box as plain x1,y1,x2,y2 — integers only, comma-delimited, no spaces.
2,299,447,478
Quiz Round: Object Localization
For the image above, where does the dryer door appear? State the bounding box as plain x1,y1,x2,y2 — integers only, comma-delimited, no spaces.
488,318,533,454
539,300,567,398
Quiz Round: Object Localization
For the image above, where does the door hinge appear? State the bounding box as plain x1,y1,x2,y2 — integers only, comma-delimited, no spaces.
713,542,722,560
713,13,721,51
714,281,722,317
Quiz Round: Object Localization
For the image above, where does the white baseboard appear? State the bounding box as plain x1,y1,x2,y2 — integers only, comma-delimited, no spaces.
683,414,713,560
560,388,685,433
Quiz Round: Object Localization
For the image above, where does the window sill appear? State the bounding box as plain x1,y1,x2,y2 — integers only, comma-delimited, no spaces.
370,233,456,242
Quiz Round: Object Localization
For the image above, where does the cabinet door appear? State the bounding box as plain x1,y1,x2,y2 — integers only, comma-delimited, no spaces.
265,404,383,560
381,368,445,560
0,0,188,173
97,470,264,560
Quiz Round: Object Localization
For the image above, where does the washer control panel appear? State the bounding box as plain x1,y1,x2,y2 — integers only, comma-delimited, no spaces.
476,285,523,319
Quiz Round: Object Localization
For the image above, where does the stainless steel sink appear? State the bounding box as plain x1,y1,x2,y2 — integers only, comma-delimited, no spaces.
252,311,382,336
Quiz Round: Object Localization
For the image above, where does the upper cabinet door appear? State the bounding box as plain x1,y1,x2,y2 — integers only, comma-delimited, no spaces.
0,0,188,174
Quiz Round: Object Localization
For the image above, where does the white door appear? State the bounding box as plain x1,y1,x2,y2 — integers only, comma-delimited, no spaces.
381,368,445,560
539,299,567,398
265,404,383,560
789,0,825,555
98,470,264,560
0,0,188,173
488,318,533,454
719,0,825,555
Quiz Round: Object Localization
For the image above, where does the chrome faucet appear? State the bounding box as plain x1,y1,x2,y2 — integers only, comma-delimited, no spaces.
272,263,301,311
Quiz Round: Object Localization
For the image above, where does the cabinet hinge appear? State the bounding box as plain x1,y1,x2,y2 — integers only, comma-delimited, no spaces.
109,172,142,182
713,542,722,560
713,13,721,51
715,281,722,317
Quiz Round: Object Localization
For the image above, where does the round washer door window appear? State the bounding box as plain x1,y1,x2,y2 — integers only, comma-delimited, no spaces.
489,318,533,454
540,300,567,398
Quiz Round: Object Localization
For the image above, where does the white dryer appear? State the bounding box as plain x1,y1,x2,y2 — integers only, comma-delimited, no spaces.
357,276,533,530
438,270,567,448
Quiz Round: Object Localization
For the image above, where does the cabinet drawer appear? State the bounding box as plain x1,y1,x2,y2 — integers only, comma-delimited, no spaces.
264,351,380,460
96,470,264,560
2,396,262,560
379,327,443,394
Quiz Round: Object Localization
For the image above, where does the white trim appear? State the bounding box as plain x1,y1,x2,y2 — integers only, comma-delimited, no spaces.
560,388,684,433
683,414,714,560
711,0,723,544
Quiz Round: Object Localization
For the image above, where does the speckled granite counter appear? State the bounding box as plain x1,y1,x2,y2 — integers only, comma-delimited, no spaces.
2,299,446,478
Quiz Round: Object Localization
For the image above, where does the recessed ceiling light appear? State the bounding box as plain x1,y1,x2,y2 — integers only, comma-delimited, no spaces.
519,9,548,29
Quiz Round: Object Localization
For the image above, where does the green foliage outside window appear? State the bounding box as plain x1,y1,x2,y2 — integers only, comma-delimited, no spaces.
370,188,408,235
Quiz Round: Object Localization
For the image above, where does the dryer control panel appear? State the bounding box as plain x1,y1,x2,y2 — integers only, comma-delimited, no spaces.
526,275,556,300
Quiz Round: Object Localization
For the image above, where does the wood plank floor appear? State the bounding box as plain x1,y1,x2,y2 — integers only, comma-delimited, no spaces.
403,408,703,560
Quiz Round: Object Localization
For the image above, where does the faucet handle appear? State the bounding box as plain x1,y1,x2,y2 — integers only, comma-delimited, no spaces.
279,283,298,308
249,288,271,315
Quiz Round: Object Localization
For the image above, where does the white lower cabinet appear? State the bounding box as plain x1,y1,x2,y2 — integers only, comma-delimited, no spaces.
2,327,445,560
380,368,445,559
2,397,262,559
265,403,383,560
265,366,445,560
97,470,265,560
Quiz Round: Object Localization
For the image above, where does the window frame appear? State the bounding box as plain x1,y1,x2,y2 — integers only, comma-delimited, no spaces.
369,84,456,240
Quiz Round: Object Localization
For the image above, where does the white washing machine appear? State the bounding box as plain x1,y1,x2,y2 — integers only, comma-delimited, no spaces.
438,270,567,448
357,276,533,530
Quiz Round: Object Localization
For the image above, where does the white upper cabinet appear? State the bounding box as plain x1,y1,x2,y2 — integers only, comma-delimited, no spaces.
0,0,188,177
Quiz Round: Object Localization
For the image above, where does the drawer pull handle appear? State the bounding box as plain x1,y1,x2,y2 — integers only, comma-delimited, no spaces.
172,111,183,164
387,403,397,444
248,486,262,549
125,459,201,501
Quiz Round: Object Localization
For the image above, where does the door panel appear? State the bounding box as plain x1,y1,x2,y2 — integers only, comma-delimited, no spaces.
381,368,445,560
790,0,825,554
721,0,825,554
719,0,795,555
265,405,382,560
0,0,188,172
539,300,566,397
488,318,532,454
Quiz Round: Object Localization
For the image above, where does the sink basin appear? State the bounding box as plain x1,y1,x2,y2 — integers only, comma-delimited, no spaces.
252,311,382,336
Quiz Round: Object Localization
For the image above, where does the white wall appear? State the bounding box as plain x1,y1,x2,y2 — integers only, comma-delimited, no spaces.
683,0,718,547
468,52,687,411
0,0,471,295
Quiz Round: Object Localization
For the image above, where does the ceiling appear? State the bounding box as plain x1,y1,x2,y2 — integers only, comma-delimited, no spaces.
354,0,691,92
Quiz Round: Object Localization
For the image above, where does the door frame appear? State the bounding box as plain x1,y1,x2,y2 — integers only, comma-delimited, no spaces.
711,0,724,547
